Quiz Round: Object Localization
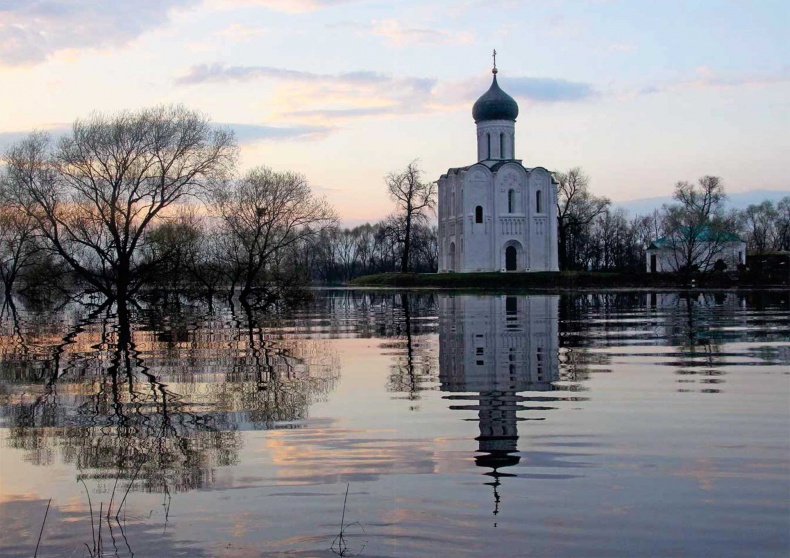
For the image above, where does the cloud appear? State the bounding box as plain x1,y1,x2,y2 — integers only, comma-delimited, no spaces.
323,18,475,47
176,63,595,125
214,23,268,42
281,107,397,120
177,64,595,107
210,0,360,14
0,125,71,151
223,123,336,142
0,122,332,153
177,63,438,123
324,20,361,30
505,77,597,103
371,19,475,46
177,63,400,86
638,68,790,96
0,130,40,148
0,0,198,66
445,75,597,105
638,85,662,95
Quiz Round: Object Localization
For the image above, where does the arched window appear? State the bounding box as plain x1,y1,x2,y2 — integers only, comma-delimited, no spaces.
508,189,515,213
486,134,491,159
450,190,455,215
500,133,505,158
536,190,542,214
475,205,483,223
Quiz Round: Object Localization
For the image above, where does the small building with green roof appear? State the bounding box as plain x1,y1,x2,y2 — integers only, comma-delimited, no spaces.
646,226,746,273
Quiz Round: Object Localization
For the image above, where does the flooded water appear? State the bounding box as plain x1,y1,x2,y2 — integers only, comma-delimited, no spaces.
1,290,788,557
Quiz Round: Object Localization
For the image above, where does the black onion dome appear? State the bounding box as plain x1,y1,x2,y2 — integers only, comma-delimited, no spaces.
472,75,519,122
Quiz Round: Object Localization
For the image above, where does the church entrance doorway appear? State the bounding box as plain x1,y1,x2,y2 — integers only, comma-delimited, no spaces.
650,254,657,273
449,242,456,271
505,245,517,271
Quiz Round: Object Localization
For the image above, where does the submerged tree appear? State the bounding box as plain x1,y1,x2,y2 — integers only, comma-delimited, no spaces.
212,166,336,301
144,208,207,295
2,105,237,304
0,186,40,299
385,161,436,273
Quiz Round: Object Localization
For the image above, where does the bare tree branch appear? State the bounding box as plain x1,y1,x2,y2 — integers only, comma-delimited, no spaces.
385,160,436,273
2,105,238,301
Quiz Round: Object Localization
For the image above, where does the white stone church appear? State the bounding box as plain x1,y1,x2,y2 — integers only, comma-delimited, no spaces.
438,61,559,272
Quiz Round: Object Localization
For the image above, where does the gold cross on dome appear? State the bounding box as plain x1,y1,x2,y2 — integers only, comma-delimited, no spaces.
492,49,497,70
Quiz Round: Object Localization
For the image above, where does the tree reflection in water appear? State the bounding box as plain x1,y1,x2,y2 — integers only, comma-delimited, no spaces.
556,291,788,395
385,293,438,406
0,297,340,496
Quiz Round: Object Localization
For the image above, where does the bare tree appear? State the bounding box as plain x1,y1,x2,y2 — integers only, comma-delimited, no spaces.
334,227,363,281
2,106,237,305
212,166,336,301
662,176,737,277
589,208,631,271
184,220,230,302
144,207,204,294
353,224,379,275
0,187,41,299
629,212,662,271
777,196,790,251
555,167,610,270
385,161,436,273
410,224,439,272
738,200,779,253
735,196,790,253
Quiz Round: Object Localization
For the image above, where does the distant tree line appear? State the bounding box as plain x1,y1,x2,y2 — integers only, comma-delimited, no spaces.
0,105,437,305
554,168,789,273
2,104,787,306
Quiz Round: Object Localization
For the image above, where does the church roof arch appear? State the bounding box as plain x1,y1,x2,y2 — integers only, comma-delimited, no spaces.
494,160,528,175
528,166,560,184
462,163,494,186
494,162,528,189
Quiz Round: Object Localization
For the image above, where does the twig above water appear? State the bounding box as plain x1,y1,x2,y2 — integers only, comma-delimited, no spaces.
33,498,51,558
330,483,366,557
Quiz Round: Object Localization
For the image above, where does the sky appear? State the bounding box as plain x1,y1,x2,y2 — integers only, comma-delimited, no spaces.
0,0,788,224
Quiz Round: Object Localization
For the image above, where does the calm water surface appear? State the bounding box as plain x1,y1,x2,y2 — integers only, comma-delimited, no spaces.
1,290,788,557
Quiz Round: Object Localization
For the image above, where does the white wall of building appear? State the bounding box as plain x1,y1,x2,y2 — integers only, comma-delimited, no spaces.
645,241,747,273
438,162,559,272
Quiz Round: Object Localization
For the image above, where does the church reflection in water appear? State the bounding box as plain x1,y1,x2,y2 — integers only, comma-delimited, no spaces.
438,294,559,516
